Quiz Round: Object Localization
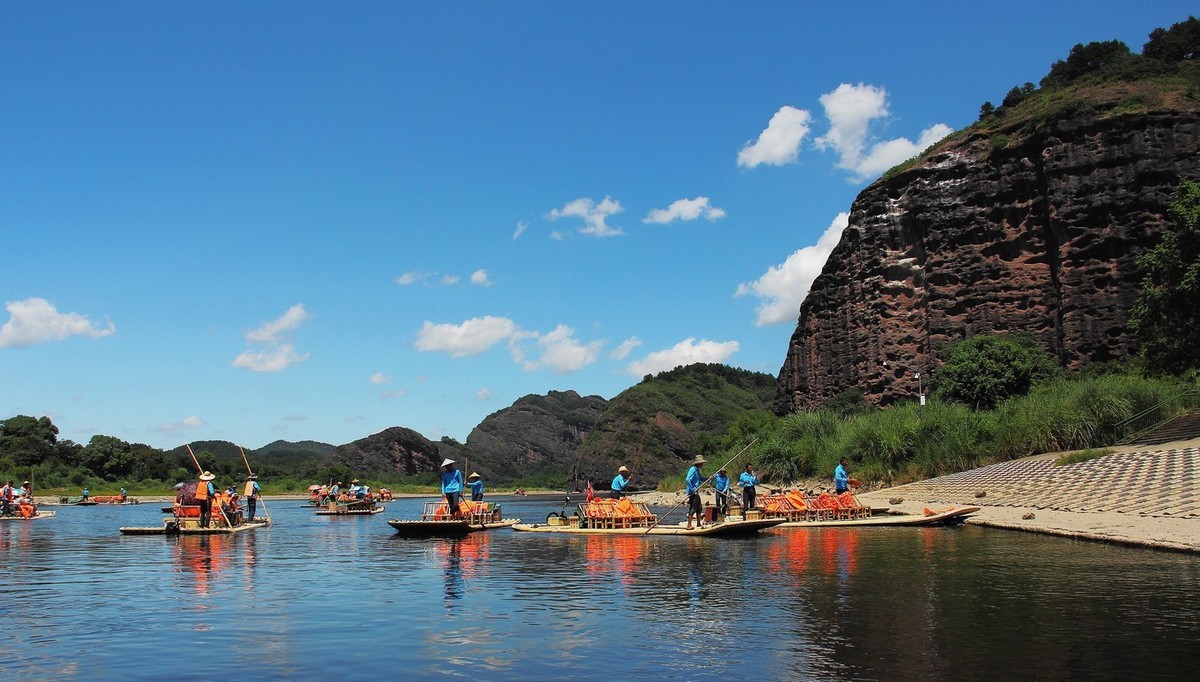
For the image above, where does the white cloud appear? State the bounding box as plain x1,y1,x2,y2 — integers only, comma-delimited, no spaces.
156,415,205,435
470,269,494,287
737,106,813,168
643,197,727,224
475,387,492,401
626,337,740,376
735,212,849,326
815,83,889,170
547,196,624,237
380,389,406,400
520,325,602,374
851,123,954,179
0,297,115,348
512,221,528,240
232,343,310,372
441,274,461,286
415,316,519,358
395,271,424,285
815,83,952,181
368,372,391,384
244,304,312,343
609,336,643,361
234,304,311,372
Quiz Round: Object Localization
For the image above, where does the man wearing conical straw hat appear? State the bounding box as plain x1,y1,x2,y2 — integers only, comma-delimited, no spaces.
467,472,484,501
196,471,216,528
610,465,632,500
440,459,464,519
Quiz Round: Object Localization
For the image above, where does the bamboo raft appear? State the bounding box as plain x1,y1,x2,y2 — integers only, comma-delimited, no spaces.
119,517,271,535
0,509,55,521
512,499,784,537
314,499,383,515
388,500,519,537
754,490,979,528
769,505,980,528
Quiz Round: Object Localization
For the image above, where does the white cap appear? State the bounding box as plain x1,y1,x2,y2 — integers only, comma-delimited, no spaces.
441,458,455,467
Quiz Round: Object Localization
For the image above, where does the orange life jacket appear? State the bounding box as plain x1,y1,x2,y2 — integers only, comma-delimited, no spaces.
194,481,210,500
243,481,257,497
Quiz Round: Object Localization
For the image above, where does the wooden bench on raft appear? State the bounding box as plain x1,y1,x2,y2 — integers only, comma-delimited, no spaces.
759,491,871,522
422,500,501,523
578,498,658,529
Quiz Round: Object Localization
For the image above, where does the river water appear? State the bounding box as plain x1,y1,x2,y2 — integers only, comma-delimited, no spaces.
3,497,1197,680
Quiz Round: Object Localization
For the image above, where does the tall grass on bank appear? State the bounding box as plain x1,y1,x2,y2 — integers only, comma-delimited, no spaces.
756,374,1197,486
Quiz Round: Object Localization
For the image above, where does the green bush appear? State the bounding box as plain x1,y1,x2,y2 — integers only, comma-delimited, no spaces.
935,334,1060,410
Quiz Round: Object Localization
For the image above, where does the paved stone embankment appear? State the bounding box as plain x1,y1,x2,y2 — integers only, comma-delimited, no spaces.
859,438,1200,553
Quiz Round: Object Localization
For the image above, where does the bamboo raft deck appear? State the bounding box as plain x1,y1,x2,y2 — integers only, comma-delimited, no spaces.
388,500,518,537
0,510,56,521
119,517,271,535
314,501,383,515
749,490,978,529
513,516,783,537
769,506,980,528
512,499,784,537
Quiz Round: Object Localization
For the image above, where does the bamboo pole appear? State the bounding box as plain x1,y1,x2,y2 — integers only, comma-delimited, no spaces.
641,438,758,535
185,443,232,529
237,445,270,524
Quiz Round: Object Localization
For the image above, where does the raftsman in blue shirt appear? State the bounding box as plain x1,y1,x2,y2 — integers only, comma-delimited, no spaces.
611,473,630,493
468,479,483,497
738,471,758,488
685,465,703,495
714,472,730,493
834,463,849,491
441,469,464,494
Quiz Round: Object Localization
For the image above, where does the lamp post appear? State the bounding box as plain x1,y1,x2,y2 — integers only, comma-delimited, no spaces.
883,360,926,406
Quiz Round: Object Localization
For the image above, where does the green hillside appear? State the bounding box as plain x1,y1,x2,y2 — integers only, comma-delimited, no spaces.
574,363,777,485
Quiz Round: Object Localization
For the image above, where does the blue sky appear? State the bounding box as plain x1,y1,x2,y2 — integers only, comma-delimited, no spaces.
2,1,1194,450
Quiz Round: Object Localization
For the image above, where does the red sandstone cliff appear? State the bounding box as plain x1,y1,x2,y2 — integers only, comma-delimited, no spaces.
778,83,1200,412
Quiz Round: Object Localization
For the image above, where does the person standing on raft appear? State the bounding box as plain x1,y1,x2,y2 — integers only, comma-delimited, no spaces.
243,473,260,523
196,471,216,528
440,459,464,519
713,466,730,518
467,472,484,501
610,465,632,500
685,455,706,530
739,464,759,513
834,458,850,494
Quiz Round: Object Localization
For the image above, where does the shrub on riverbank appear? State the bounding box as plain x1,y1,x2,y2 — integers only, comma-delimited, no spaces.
751,373,1197,486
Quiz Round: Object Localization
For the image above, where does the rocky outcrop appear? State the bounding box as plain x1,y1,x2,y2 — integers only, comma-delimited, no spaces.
461,390,607,481
779,92,1200,411
331,426,443,476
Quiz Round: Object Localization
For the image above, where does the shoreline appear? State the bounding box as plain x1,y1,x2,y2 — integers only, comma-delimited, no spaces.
26,439,1200,553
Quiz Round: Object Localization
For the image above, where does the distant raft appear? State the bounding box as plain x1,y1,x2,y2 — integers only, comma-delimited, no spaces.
512,498,783,537
315,498,383,515
388,500,519,537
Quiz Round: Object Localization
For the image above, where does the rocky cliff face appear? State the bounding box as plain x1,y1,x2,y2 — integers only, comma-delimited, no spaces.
331,426,444,476
462,390,607,480
779,91,1200,411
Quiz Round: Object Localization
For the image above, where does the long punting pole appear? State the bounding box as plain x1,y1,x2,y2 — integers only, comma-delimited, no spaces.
641,437,758,535
185,443,233,528
238,445,270,524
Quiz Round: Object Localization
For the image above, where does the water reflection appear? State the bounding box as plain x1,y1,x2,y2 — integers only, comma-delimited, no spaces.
2,502,1199,680
174,534,232,600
